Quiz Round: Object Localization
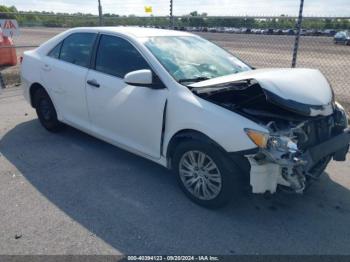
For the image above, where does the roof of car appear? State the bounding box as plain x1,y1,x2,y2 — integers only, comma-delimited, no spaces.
74,26,193,38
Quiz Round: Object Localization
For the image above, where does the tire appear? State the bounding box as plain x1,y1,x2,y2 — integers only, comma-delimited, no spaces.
34,88,63,132
172,140,240,208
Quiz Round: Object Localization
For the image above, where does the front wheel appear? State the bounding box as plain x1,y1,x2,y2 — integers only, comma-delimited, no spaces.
172,140,239,208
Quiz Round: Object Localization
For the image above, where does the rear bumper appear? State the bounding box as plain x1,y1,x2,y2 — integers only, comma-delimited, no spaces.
304,128,350,169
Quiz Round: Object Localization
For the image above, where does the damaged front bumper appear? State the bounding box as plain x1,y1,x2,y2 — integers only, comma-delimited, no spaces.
246,128,350,194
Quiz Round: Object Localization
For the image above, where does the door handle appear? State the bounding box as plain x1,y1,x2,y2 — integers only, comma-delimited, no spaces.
87,79,100,88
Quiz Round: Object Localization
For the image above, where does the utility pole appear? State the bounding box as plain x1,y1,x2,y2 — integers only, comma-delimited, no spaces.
291,0,304,68
98,0,103,26
170,0,174,29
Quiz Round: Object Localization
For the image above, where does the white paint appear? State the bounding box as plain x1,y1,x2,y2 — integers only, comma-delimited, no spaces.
20,27,334,175
190,68,333,109
248,159,282,194
124,69,153,85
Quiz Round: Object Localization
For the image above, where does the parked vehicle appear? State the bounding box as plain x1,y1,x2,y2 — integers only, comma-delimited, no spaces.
334,31,350,45
240,28,251,34
300,29,307,36
306,29,315,36
273,29,283,35
323,29,337,37
224,27,234,33
21,27,350,208
311,29,323,36
262,28,274,35
231,28,241,34
283,29,295,35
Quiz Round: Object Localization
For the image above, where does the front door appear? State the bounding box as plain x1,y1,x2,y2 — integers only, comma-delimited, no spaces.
86,34,167,159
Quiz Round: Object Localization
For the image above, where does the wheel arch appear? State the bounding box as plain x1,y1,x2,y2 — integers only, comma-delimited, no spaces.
166,129,228,169
165,129,251,176
29,82,47,108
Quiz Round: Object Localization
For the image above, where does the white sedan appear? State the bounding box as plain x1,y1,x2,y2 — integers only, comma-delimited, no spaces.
21,27,349,208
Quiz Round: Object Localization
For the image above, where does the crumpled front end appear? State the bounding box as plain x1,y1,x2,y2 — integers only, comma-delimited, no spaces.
246,102,349,194
190,68,350,194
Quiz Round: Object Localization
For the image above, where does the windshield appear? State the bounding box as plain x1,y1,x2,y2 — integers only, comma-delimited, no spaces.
143,36,251,84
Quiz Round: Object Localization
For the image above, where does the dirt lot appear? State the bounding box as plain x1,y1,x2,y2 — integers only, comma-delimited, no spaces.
1,27,349,102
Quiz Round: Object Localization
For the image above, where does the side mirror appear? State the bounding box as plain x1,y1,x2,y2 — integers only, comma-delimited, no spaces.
124,69,153,86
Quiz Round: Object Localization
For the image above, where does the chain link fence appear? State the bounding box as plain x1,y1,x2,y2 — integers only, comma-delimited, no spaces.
1,12,350,102
195,27,350,102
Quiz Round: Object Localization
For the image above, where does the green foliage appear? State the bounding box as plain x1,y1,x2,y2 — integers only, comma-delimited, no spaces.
0,5,17,18
0,5,349,30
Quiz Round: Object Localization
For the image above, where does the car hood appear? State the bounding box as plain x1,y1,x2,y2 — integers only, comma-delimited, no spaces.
189,68,334,116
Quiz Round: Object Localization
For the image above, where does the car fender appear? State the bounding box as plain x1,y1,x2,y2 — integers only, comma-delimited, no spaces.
163,87,267,155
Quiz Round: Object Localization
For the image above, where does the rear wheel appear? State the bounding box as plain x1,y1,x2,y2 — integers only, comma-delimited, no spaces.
34,89,63,132
172,140,240,208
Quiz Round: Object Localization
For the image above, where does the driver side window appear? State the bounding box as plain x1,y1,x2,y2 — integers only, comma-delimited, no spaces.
95,35,150,78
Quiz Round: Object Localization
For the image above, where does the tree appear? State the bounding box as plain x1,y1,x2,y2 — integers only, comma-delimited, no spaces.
190,11,198,17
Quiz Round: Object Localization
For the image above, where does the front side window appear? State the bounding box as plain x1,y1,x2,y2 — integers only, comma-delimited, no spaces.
95,35,150,78
60,33,97,68
143,36,251,84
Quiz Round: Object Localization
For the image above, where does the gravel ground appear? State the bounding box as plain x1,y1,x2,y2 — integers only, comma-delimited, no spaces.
0,87,350,255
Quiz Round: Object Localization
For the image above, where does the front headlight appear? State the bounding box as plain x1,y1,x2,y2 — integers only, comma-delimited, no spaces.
268,136,298,153
245,128,299,153
244,129,269,148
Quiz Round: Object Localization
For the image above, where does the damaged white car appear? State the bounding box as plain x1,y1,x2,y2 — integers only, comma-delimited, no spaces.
21,27,350,208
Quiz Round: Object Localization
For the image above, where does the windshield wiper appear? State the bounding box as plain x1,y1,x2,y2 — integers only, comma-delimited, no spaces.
178,77,211,84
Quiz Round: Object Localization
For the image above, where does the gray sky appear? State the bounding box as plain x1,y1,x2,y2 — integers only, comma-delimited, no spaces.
2,0,350,16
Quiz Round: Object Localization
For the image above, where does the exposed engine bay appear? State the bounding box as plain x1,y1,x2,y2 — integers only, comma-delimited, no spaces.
191,79,350,194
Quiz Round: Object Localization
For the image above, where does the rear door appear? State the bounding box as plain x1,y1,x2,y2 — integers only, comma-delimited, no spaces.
85,34,167,159
41,32,97,129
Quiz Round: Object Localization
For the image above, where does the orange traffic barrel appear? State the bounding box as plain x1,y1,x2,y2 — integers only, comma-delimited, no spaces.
0,31,17,66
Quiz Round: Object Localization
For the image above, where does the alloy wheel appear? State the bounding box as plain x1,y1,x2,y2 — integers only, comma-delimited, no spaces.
179,150,222,200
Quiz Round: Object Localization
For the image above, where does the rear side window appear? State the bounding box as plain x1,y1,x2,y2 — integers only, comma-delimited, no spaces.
60,33,97,68
95,35,150,78
48,42,62,59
